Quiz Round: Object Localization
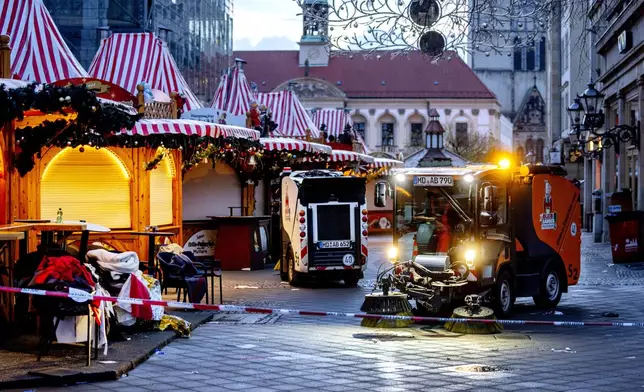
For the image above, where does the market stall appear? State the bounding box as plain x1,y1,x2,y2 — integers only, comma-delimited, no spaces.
89,32,202,112
0,7,226,368
1,77,259,264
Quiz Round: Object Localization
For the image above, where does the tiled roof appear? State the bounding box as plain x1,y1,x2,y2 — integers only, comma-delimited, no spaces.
233,50,497,100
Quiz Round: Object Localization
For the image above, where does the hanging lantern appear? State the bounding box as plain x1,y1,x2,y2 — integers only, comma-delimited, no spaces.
409,0,441,27
419,31,445,56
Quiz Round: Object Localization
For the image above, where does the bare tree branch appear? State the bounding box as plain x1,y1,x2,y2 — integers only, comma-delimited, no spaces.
294,0,615,64
444,126,499,162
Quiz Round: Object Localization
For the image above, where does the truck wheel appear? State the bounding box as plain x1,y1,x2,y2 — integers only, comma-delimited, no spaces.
287,250,301,286
344,273,360,287
533,265,563,309
493,270,515,317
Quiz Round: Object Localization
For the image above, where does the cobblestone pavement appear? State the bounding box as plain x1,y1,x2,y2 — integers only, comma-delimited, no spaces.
34,234,644,391
578,233,644,286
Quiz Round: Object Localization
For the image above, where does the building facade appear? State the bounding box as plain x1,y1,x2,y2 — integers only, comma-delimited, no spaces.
545,1,589,181
586,0,644,241
468,0,548,163
42,0,233,103
234,1,511,159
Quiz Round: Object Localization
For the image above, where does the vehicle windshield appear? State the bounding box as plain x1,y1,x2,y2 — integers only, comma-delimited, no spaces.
395,182,471,255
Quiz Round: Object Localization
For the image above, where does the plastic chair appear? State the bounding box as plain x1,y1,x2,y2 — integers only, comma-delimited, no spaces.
183,251,223,304
156,252,209,304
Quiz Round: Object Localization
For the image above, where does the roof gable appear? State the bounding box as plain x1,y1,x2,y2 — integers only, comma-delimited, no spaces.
513,85,546,133
274,77,346,100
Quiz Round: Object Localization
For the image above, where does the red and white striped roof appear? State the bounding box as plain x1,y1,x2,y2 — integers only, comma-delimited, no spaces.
261,137,332,155
88,33,202,111
313,109,351,137
313,108,371,153
210,66,320,138
0,0,87,82
372,157,404,169
123,119,259,140
210,67,256,116
211,71,229,111
330,150,375,164
258,91,320,138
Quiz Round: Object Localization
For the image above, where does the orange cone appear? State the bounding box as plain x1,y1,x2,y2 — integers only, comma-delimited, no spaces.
412,236,419,259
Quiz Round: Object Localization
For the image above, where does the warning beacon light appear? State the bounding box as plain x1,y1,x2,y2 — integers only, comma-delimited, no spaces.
498,158,511,170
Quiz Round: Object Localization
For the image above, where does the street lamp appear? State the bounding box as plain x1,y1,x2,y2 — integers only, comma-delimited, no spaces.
567,97,584,144
578,80,605,130
566,79,639,159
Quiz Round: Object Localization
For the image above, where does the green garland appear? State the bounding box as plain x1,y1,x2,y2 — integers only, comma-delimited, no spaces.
2,82,140,176
2,83,326,178
144,147,169,170
2,83,268,177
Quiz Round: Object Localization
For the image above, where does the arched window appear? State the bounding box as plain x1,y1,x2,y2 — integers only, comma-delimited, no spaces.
408,114,425,148
513,38,522,71
381,123,394,146
351,114,368,142
527,40,535,70
539,37,546,71
455,122,469,144
536,139,545,163
378,114,396,148
150,151,175,226
526,139,535,154
41,147,131,228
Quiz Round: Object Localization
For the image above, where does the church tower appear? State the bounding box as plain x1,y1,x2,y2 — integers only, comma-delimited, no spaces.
298,0,330,67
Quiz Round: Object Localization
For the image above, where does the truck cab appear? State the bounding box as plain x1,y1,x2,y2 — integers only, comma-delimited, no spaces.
375,163,581,316
279,169,368,286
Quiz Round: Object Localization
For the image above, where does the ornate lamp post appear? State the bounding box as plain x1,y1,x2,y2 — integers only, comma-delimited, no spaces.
567,79,640,159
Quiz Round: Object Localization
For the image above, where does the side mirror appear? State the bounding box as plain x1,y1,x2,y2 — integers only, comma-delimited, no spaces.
374,181,390,208
483,185,498,212
480,185,499,226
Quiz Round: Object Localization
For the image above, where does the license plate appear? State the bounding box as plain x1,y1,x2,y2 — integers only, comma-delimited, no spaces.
319,240,351,248
413,176,454,187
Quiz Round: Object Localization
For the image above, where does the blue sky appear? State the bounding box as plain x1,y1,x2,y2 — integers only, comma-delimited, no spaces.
233,0,303,51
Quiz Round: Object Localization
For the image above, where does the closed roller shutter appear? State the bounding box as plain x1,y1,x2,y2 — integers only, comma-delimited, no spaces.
41,147,132,229
150,152,174,226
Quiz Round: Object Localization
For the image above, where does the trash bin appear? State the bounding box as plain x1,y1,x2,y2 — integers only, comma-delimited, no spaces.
605,210,644,264
607,189,633,214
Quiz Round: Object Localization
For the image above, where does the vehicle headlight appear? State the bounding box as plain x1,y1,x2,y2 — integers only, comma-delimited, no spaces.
395,173,406,183
387,247,398,260
464,249,476,267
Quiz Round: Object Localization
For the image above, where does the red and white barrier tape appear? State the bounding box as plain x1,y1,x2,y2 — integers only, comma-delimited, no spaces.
2,286,643,327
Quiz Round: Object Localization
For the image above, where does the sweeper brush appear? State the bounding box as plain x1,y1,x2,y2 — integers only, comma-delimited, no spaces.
444,295,503,334
360,292,414,328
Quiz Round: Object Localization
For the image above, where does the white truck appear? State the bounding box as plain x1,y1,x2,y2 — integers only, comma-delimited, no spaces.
278,169,368,286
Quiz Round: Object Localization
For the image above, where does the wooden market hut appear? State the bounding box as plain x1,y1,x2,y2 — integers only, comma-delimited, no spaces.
83,32,270,268
0,36,260,266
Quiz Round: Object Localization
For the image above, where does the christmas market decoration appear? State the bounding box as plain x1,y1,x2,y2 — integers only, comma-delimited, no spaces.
295,0,567,58
1,82,140,176
178,138,264,175
3,82,265,177
144,146,169,170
